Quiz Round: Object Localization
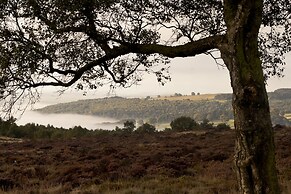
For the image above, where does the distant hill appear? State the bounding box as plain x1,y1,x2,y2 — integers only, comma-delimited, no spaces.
156,94,217,101
268,88,291,100
37,88,291,126
37,96,233,124
214,88,291,101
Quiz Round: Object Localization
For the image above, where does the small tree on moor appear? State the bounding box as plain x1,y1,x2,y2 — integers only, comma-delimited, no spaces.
170,116,198,131
0,0,290,193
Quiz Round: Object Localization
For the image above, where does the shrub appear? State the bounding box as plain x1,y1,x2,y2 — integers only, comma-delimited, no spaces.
68,126,88,137
170,116,198,131
216,123,231,130
115,121,136,133
136,123,156,133
199,119,214,130
7,124,27,138
124,121,136,132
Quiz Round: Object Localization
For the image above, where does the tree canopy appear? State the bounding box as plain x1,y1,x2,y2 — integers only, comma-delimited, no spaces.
0,0,290,113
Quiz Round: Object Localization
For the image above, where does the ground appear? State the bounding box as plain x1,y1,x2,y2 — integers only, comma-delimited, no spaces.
0,127,291,194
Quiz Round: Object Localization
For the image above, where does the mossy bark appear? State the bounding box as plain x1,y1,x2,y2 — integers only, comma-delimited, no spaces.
221,0,280,193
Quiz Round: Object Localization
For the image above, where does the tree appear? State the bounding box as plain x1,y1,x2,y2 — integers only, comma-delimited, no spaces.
0,0,290,193
136,123,156,133
122,120,136,133
174,93,183,97
170,116,199,131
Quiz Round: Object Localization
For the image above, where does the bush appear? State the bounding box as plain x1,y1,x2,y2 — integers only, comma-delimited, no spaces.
115,121,136,133
199,119,214,130
7,125,25,138
216,123,231,130
170,116,199,131
136,123,156,133
68,126,88,137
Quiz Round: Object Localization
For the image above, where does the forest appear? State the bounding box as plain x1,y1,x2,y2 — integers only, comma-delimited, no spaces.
37,88,291,126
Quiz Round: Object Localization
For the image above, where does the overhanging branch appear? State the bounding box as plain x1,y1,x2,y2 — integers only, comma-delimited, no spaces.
27,34,226,88
132,35,226,58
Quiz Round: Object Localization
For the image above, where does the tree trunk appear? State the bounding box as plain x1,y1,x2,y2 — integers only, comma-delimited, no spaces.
221,0,280,193
221,52,280,193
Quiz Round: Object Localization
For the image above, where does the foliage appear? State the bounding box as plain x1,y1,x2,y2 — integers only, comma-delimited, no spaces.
216,123,231,130
269,88,291,100
123,120,136,133
0,0,289,112
169,116,232,131
37,96,234,123
115,120,136,133
0,117,111,139
136,123,156,133
37,93,291,126
170,116,199,131
0,116,233,140
174,93,183,97
199,119,214,130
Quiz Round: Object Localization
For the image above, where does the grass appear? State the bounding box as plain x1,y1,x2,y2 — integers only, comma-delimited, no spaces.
70,176,237,194
4,176,236,194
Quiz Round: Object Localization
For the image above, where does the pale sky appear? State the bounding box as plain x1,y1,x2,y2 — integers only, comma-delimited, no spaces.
111,53,291,96
37,52,291,106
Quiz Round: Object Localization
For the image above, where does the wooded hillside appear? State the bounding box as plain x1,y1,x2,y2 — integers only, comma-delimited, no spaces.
37,89,291,126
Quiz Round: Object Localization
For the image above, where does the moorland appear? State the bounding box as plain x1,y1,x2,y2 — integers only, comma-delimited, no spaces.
0,125,291,193
1,88,291,193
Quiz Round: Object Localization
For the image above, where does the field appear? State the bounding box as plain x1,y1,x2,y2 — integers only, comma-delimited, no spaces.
1,127,291,193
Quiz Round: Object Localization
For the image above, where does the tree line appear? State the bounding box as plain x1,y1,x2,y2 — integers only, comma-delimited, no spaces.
0,116,232,140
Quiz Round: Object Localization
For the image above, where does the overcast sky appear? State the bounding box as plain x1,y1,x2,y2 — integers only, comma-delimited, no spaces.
110,52,291,96
37,52,291,106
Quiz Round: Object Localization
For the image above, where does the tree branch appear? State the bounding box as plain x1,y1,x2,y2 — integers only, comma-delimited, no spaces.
132,35,226,58
25,34,225,88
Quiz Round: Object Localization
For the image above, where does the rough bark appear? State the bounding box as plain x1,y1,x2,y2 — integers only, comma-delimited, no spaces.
221,0,280,193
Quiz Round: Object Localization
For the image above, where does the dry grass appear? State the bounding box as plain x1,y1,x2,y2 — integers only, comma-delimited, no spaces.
70,175,237,194
155,94,217,101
